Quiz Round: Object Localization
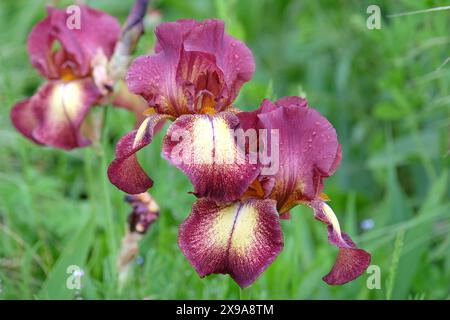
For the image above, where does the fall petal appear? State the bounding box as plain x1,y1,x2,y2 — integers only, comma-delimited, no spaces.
33,80,101,149
10,98,42,145
11,79,101,149
311,201,371,285
179,198,283,288
162,112,260,202
108,114,171,194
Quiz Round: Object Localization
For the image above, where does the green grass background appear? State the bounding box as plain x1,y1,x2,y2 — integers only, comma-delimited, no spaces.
0,0,449,299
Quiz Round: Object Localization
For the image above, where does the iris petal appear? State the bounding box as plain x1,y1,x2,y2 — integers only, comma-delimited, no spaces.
179,198,283,288
108,114,172,194
10,98,42,145
28,5,120,78
238,97,342,213
126,19,255,117
163,112,260,202
182,19,255,105
311,201,371,285
11,79,101,149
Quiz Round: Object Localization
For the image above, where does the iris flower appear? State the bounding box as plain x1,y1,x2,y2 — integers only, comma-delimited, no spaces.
107,19,256,195
108,18,370,288
171,97,371,287
10,3,149,150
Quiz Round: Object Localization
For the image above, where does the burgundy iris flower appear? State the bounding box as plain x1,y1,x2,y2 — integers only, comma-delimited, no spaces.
174,97,371,287
10,5,127,149
108,19,256,196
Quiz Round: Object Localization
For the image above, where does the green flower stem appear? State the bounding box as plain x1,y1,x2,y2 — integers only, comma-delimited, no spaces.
100,107,118,268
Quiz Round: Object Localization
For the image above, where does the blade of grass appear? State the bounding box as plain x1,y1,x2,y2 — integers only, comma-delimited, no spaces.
37,215,95,299
386,230,405,300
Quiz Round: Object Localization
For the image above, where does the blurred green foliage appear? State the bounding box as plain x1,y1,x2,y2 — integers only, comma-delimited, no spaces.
0,0,449,299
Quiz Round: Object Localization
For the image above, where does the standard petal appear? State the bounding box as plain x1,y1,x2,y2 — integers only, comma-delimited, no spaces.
27,16,59,78
28,6,120,78
108,114,171,194
311,201,371,285
162,112,260,202
177,50,226,114
126,20,197,115
182,19,255,104
179,198,283,288
10,98,42,145
126,19,255,117
127,47,226,117
238,97,342,213
126,53,188,116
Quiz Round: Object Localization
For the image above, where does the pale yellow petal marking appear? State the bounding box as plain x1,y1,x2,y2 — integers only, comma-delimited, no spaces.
208,203,237,249
207,202,258,255
191,116,238,165
213,117,238,165
230,203,258,254
133,117,151,148
49,82,83,123
321,202,343,238
192,117,214,164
